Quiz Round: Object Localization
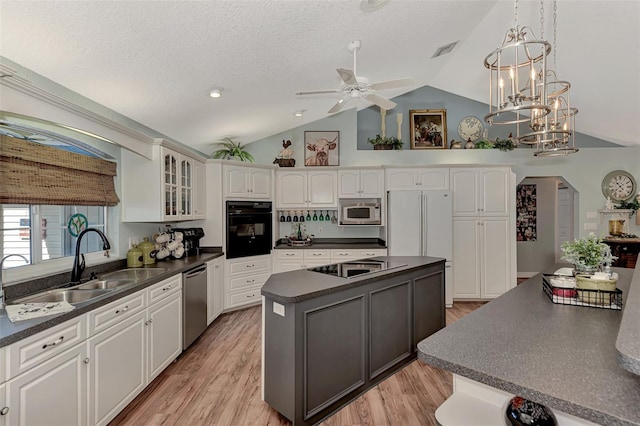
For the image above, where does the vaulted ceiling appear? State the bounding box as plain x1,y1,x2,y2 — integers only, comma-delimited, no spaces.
1,0,638,154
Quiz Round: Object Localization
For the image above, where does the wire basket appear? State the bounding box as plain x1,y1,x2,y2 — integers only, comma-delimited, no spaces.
542,274,623,310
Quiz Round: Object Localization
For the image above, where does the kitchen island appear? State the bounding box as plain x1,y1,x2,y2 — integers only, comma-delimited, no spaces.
262,256,445,425
418,266,640,426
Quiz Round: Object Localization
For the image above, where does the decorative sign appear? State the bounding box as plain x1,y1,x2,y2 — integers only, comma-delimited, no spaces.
67,213,88,237
517,184,537,241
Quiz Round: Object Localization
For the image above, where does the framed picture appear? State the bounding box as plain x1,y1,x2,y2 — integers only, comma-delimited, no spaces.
304,131,339,166
409,109,448,149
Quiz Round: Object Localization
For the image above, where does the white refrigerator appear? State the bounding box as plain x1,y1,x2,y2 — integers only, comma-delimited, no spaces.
387,190,453,307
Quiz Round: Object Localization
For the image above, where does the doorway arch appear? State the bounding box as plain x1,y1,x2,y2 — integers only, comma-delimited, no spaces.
516,176,579,277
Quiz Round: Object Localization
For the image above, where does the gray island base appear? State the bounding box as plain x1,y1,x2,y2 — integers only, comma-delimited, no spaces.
261,256,445,425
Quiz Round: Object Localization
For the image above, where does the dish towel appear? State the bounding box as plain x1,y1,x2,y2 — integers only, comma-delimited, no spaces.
5,301,75,323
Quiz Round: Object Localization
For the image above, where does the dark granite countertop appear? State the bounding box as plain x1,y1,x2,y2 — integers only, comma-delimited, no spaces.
0,251,224,348
616,263,640,376
273,238,386,250
417,267,640,426
261,256,444,303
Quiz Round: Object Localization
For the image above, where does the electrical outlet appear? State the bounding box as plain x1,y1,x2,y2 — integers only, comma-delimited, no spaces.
273,302,285,317
318,226,322,233
584,222,598,231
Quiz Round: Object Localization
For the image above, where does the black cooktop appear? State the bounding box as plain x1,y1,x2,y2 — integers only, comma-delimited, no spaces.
308,260,407,279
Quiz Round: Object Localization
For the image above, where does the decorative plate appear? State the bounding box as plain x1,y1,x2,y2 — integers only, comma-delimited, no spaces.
457,116,484,142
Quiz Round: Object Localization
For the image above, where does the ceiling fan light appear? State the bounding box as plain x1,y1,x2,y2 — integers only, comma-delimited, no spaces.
294,110,305,117
209,89,223,98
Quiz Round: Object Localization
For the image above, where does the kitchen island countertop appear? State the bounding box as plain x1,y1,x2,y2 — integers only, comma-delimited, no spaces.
418,266,640,426
262,256,443,304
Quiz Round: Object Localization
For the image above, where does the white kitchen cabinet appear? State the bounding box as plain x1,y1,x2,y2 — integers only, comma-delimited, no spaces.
225,255,271,309
0,383,5,426
121,143,202,222
193,159,206,219
452,217,511,299
207,257,225,325
6,343,87,426
385,168,449,191
147,291,182,382
273,249,331,272
224,165,272,199
338,169,384,198
277,170,337,209
451,167,510,216
88,311,147,426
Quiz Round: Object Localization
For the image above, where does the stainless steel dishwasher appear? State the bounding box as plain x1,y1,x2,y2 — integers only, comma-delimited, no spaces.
182,264,208,350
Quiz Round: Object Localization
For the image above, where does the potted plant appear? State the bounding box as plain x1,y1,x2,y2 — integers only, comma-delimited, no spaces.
210,137,254,162
560,235,616,275
367,134,403,150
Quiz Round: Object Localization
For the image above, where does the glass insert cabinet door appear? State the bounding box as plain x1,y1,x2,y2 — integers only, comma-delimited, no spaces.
164,152,178,218
181,158,192,216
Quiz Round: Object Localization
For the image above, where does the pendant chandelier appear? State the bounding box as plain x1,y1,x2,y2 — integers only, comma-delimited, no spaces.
484,0,552,132
532,0,579,156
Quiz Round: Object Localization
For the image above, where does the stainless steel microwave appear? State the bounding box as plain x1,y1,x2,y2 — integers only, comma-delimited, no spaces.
339,200,382,225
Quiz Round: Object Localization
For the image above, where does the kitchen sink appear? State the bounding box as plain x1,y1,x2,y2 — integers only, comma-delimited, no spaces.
76,279,133,290
100,267,168,282
12,289,112,305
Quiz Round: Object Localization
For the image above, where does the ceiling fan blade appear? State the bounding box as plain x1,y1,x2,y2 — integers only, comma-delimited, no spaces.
328,98,350,114
296,89,341,95
369,77,415,91
336,68,357,86
363,93,397,110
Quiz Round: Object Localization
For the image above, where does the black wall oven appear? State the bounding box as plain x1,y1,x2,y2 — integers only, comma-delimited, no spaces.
226,201,272,259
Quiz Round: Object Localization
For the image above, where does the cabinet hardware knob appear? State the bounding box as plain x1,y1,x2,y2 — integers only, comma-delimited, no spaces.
246,294,255,298
42,336,64,349
83,358,90,364
215,265,220,268
162,286,171,291
246,264,255,268
0,407,9,415
115,306,129,314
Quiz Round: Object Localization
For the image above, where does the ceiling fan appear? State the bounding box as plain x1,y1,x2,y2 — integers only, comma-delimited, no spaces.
296,40,414,114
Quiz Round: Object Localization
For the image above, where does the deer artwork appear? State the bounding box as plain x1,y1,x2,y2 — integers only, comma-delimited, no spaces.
275,139,295,167
304,136,337,166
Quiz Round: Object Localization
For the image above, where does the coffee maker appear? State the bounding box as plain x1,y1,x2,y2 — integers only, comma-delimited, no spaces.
172,227,205,256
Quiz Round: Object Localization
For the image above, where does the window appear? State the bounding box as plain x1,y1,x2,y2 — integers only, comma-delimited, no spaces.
1,204,107,270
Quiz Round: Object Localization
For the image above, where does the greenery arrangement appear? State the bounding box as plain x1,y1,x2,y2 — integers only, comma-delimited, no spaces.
615,195,640,216
560,235,616,271
493,138,515,151
367,134,403,150
473,139,494,149
210,138,254,162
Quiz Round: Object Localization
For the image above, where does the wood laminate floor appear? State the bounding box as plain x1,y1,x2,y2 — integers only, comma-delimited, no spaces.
111,302,485,426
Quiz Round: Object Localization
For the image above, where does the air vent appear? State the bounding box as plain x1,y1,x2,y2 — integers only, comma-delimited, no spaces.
431,41,459,58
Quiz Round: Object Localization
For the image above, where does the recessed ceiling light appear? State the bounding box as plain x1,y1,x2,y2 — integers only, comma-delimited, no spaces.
360,0,390,12
209,89,223,98
294,110,305,117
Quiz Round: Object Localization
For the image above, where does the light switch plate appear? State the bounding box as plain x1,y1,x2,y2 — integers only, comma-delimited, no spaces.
586,211,598,220
584,222,598,231
273,302,285,317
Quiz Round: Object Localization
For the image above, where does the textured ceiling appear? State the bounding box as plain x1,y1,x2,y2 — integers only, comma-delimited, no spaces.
0,0,638,154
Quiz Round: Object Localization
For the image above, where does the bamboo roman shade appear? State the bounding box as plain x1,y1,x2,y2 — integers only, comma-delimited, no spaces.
0,134,120,206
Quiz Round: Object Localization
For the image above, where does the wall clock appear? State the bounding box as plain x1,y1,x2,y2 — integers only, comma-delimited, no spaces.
601,170,637,202
457,116,484,142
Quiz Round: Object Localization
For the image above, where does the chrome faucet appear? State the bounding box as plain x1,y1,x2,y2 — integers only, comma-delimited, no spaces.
70,228,111,284
1,254,29,308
